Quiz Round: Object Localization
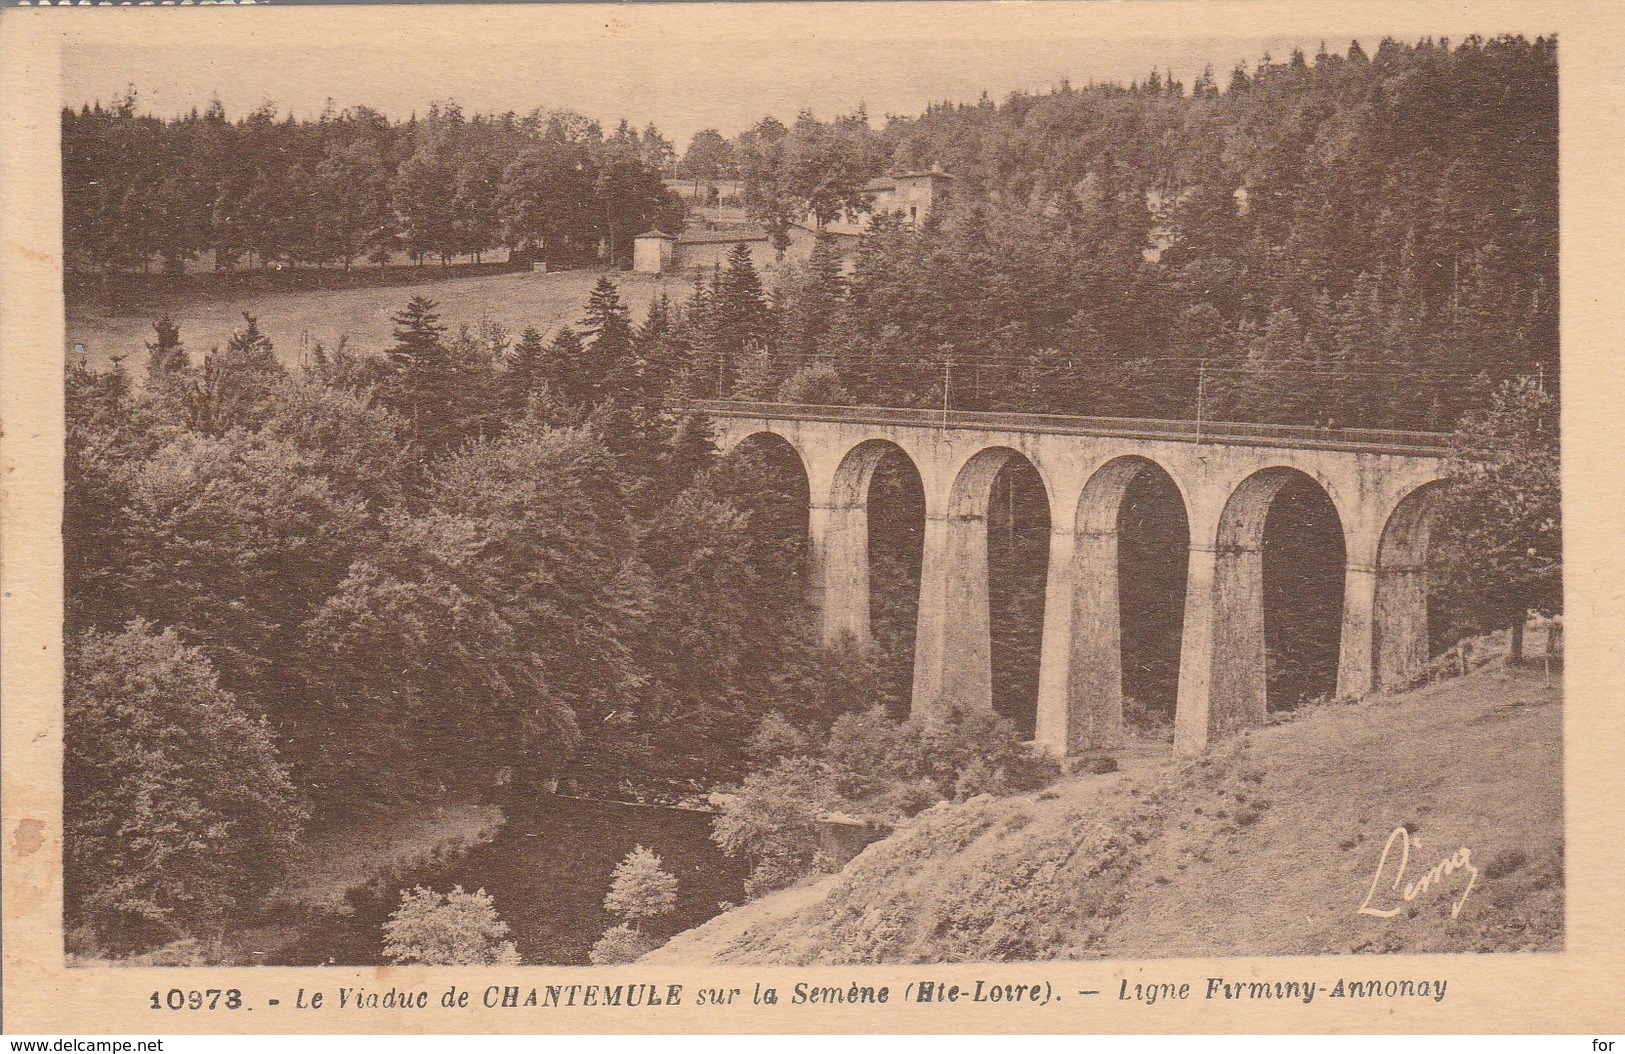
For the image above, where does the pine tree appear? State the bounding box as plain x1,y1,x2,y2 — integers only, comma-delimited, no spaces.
143,315,188,382
388,295,449,372
668,272,714,400
547,325,589,408
224,314,277,366
635,293,677,398
142,315,197,427
730,348,781,400
508,326,549,404
718,243,770,346
658,412,718,499
578,276,641,404
196,314,285,434
588,282,632,360
636,292,673,346
698,244,771,396
787,232,847,358
807,230,847,297
384,295,455,450
433,322,510,445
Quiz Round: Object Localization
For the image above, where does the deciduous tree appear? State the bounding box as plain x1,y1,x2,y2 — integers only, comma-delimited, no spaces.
382,886,520,966
1432,375,1561,660
65,622,305,955
603,845,679,928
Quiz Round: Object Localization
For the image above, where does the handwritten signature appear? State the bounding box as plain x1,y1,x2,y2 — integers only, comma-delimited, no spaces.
1357,826,1479,920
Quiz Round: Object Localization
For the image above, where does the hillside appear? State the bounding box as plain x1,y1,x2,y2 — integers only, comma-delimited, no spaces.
647,662,1562,964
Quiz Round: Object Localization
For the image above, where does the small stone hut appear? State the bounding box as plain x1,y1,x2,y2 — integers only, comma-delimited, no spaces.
632,230,677,274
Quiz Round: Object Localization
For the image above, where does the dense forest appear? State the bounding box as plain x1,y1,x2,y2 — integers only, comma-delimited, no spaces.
64,280,892,954
63,100,685,272
727,34,1557,430
62,34,1561,957
66,34,1557,430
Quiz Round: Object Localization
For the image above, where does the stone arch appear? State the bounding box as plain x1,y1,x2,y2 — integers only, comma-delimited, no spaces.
946,445,1052,519
1075,455,1189,536
817,438,924,649
913,446,1051,726
827,438,919,509
723,429,814,612
1378,480,1444,568
1181,467,1348,746
1215,466,1347,555
1067,456,1191,752
1374,481,1447,688
724,430,812,503
721,427,810,477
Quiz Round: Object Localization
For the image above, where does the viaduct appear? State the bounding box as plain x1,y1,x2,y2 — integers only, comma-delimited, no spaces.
695,400,1454,756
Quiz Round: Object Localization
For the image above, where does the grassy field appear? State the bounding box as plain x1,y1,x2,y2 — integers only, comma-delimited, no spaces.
67,267,698,371
647,659,1563,964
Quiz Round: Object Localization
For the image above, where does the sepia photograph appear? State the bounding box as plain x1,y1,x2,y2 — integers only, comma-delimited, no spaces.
51,6,1562,972
6,0,1616,1039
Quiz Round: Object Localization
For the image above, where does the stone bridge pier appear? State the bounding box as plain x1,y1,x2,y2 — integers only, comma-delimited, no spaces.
704,404,1449,756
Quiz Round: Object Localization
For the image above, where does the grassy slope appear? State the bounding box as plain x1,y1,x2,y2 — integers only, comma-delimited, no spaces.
647,663,1562,965
67,268,696,370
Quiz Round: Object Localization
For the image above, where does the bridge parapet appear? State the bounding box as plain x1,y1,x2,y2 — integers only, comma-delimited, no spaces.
683,399,1457,458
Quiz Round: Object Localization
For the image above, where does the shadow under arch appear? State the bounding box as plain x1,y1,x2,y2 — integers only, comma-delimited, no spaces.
819,438,925,711
1201,466,1347,738
724,429,812,487
719,430,813,613
915,446,1051,735
1069,455,1191,752
1374,480,1447,689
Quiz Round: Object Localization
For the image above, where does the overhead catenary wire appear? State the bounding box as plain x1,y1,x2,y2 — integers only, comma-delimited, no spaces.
717,346,1510,379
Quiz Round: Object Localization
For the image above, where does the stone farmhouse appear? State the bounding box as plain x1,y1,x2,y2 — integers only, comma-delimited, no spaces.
634,167,954,276
812,167,956,238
